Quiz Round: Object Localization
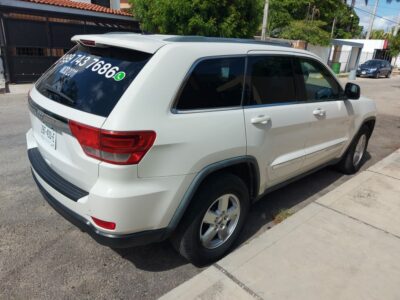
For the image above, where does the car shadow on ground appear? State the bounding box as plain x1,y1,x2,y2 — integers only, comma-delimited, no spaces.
114,153,371,271
113,241,189,272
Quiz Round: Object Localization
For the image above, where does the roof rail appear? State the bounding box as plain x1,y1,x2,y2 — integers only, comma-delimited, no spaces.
163,36,293,47
104,31,141,35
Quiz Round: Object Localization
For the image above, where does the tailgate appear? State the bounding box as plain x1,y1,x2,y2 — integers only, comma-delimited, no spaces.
28,88,105,191
28,39,153,192
29,39,152,191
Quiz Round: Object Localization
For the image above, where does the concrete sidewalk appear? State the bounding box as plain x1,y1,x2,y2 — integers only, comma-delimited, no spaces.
161,149,400,300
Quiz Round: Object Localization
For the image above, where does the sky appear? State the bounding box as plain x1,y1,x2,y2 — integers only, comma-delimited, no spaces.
353,0,400,32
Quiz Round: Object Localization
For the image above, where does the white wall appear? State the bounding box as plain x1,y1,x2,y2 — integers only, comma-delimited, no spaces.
307,44,331,63
110,0,120,9
392,56,400,68
337,39,385,52
0,56,5,92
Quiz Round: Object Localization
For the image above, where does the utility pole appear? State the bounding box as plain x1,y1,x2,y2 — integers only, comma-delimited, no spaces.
311,6,316,21
394,12,400,36
331,17,337,39
261,0,269,41
305,2,311,20
366,0,380,39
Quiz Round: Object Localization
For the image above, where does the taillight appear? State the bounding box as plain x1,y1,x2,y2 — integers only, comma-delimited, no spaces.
91,217,116,230
69,120,156,165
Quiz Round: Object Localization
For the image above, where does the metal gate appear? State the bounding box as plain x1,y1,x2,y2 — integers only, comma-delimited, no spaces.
2,12,138,83
374,49,392,62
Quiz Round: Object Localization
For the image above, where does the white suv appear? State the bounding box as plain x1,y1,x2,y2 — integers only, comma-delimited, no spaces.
26,34,377,265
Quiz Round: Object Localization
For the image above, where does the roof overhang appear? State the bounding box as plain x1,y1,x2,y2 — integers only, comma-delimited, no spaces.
0,0,136,22
331,39,364,49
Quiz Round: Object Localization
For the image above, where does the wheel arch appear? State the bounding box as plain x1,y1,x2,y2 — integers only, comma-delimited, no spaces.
361,117,376,138
165,156,260,235
341,116,376,160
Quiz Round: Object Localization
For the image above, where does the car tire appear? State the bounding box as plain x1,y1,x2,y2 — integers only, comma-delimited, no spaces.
336,125,370,175
374,72,380,79
386,72,391,78
171,173,249,266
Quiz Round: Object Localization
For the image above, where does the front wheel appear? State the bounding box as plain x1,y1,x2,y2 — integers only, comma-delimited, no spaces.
386,71,391,78
336,125,370,174
171,173,249,266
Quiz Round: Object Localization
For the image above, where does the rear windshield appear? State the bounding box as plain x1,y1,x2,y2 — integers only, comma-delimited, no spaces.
36,44,152,117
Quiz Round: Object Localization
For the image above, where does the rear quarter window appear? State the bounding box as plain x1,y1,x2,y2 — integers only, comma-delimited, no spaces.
36,44,152,117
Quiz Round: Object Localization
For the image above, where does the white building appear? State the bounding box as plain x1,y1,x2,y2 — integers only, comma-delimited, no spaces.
329,39,400,72
335,39,382,68
305,39,400,73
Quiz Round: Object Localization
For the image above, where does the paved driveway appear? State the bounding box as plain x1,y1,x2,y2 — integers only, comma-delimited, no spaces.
1,77,399,299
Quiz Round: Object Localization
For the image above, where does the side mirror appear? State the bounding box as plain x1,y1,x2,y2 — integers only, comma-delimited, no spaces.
345,82,360,100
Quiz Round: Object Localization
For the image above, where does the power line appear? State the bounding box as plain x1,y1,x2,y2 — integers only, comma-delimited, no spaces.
354,6,400,25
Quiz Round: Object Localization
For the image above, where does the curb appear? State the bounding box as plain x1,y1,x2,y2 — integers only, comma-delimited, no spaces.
161,148,400,300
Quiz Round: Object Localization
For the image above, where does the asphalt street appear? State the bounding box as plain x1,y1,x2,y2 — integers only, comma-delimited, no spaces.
0,76,399,299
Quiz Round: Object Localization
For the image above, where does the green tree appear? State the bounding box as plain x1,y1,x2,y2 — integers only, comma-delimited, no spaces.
268,0,362,41
388,34,400,66
369,29,390,39
280,20,331,46
129,0,264,38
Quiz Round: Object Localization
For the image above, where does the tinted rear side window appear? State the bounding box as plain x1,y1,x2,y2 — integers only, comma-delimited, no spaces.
175,57,245,110
36,44,152,117
246,56,298,105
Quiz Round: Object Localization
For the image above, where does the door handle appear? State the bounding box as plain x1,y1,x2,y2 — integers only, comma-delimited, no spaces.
251,115,271,125
313,108,326,117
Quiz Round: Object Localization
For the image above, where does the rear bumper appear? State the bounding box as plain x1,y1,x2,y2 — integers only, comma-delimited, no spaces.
28,148,88,201
28,147,168,248
356,70,377,77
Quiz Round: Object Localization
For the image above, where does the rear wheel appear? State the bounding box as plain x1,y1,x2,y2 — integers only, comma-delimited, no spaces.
336,125,370,174
171,173,249,266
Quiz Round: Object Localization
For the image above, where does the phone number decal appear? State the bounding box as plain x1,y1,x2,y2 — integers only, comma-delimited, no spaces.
60,53,126,81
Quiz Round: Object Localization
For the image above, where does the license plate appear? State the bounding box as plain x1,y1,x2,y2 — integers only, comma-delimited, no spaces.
361,71,366,75
40,123,56,149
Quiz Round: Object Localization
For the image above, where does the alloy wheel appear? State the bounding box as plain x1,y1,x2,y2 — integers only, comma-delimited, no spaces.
199,194,241,249
353,134,367,167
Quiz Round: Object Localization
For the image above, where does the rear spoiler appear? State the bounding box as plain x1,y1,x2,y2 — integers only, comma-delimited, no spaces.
71,34,167,54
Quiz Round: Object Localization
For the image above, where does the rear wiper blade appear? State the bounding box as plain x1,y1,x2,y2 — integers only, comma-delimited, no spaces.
44,85,75,105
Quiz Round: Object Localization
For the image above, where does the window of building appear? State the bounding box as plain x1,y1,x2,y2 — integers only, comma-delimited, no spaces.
92,0,111,8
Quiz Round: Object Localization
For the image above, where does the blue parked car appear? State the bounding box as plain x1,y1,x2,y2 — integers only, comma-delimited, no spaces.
356,59,392,78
